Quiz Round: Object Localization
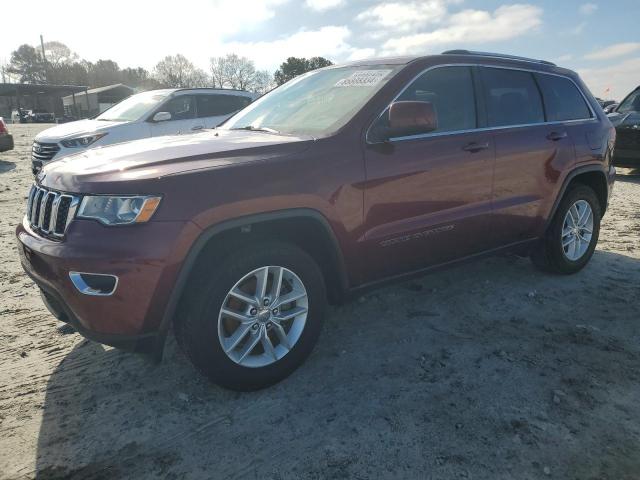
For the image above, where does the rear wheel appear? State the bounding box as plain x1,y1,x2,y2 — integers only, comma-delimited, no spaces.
177,242,326,390
531,184,601,274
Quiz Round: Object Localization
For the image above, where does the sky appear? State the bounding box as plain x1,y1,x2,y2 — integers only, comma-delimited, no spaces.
1,0,639,99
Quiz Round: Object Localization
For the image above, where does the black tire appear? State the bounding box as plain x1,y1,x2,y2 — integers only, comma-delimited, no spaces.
176,241,326,391
531,184,601,274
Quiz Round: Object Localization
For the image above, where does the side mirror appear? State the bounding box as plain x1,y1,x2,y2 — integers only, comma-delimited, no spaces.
152,111,172,122
388,101,437,139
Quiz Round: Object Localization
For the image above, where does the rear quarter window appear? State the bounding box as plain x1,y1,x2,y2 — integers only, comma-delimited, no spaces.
536,74,592,121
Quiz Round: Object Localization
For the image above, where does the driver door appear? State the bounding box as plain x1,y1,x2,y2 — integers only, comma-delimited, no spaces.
361,65,495,280
150,95,198,137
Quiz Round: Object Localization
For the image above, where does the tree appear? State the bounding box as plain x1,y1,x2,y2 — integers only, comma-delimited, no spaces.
43,41,79,67
45,62,89,86
210,54,254,90
210,54,274,93
154,54,208,88
121,67,162,90
7,45,47,83
274,56,333,86
252,70,274,95
87,60,122,87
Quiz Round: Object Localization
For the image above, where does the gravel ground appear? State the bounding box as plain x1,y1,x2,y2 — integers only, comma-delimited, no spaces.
1,124,639,480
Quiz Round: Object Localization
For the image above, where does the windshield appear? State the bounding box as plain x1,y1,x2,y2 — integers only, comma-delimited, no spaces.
617,89,640,114
221,65,400,136
96,91,169,122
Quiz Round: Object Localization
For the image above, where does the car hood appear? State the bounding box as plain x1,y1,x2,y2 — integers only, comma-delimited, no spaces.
608,111,640,128
35,119,126,141
39,129,313,192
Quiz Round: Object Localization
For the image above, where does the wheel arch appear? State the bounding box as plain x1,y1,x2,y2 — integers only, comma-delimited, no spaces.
546,164,609,231
153,208,349,358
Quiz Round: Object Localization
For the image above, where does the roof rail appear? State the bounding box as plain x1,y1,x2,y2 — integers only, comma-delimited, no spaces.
441,50,556,67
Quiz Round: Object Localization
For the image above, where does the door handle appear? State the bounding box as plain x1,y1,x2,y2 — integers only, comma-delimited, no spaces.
462,142,490,153
546,131,567,141
191,125,204,131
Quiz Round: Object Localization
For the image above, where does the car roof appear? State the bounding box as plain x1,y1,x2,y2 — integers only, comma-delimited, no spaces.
171,87,254,96
334,50,558,70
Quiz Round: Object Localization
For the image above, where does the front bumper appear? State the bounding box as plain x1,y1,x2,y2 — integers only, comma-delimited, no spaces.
16,216,201,353
0,134,13,152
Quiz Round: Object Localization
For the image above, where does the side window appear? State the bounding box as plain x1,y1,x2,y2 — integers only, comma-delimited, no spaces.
161,96,195,121
481,68,545,127
536,74,592,121
196,94,252,118
397,66,476,134
613,89,640,114
369,66,476,141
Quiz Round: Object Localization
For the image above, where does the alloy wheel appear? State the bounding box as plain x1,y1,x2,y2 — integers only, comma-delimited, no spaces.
217,266,308,368
561,199,594,261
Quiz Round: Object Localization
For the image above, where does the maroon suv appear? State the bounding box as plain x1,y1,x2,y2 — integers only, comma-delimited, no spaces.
17,51,615,390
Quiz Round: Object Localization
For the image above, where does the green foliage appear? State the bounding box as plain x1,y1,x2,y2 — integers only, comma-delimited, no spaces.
273,57,333,86
6,41,333,93
7,45,47,83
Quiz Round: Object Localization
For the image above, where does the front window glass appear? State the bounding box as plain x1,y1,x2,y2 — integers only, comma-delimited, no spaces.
617,89,640,114
159,96,196,121
97,91,168,122
221,65,401,136
369,66,476,141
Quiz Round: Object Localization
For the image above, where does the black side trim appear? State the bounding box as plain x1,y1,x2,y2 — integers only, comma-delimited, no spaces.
544,164,610,231
154,208,349,359
348,238,537,298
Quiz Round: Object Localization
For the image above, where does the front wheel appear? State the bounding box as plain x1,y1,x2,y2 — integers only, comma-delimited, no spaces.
531,184,601,274
176,242,326,390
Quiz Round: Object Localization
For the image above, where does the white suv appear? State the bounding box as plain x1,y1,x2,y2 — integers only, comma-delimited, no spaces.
31,88,257,173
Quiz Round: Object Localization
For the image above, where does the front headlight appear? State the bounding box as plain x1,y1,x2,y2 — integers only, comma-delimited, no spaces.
61,133,107,148
77,195,162,225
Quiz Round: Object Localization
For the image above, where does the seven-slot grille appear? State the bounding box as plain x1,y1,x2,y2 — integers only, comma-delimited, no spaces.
32,141,60,162
26,185,79,238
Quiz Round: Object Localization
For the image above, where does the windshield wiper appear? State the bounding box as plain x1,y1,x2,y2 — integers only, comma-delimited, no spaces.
230,125,280,134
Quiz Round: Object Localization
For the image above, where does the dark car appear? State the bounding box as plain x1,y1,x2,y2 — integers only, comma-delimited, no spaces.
27,109,55,123
608,86,640,168
0,117,14,152
603,103,619,114
16,50,615,390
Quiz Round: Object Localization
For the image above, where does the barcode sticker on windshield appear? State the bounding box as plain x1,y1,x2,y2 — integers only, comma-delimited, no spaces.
335,70,392,87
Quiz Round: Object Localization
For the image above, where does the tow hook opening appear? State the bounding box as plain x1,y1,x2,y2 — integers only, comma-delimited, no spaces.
69,272,118,296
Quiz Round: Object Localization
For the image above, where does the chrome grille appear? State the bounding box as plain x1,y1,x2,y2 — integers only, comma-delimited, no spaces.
32,141,60,162
25,185,79,238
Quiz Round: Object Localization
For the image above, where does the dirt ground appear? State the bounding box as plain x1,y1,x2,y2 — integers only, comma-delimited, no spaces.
0,123,639,480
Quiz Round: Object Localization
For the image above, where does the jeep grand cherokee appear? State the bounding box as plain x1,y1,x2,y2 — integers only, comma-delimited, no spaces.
17,50,616,390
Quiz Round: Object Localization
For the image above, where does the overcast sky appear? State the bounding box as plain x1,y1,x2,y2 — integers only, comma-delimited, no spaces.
2,0,639,99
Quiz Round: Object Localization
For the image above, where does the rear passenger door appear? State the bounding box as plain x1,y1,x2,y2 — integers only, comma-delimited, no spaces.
195,94,252,129
480,66,576,245
362,66,495,280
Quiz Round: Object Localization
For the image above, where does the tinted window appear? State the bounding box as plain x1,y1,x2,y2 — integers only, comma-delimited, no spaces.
536,74,591,121
481,68,544,127
197,94,252,118
161,96,195,120
617,89,640,114
396,66,476,133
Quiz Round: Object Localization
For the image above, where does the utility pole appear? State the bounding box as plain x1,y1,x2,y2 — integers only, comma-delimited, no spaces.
40,35,47,61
